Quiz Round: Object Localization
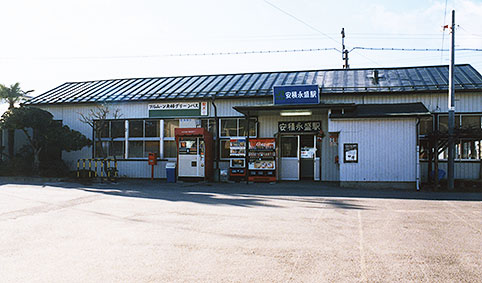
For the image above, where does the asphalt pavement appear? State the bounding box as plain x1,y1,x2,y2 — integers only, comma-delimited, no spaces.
0,178,481,282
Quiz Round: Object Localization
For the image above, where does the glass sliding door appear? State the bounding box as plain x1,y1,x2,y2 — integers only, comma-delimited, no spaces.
280,136,299,180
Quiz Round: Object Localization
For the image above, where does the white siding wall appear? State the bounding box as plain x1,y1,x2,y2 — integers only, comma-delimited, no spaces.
329,118,417,183
321,92,482,113
420,161,481,181
39,98,269,178
36,90,481,180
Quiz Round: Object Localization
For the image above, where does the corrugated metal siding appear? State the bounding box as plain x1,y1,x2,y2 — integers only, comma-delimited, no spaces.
420,162,481,181
215,98,271,116
37,92,481,180
330,118,417,182
321,92,482,113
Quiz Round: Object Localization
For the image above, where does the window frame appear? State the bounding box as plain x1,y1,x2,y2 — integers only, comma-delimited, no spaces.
418,114,482,161
219,117,257,139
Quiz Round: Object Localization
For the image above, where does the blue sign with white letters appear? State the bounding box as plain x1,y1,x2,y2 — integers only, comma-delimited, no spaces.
273,85,319,105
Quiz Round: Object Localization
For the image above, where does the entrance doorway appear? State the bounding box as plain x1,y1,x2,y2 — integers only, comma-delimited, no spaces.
300,135,315,180
279,135,320,181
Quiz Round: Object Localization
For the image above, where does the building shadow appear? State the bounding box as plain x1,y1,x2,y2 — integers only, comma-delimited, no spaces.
1,178,480,209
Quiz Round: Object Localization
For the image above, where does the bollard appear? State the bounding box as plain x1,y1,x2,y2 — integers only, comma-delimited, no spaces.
77,160,80,178
88,160,92,178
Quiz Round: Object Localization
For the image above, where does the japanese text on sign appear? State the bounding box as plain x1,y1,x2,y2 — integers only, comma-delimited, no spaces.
278,121,322,133
149,102,200,110
273,85,319,105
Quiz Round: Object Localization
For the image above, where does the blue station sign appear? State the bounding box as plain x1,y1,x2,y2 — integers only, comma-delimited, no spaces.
273,84,319,105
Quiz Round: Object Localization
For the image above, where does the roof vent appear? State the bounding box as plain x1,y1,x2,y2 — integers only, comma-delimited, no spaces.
368,69,383,84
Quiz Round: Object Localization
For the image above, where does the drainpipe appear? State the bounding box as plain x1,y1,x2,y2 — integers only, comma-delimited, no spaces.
211,96,219,182
245,111,250,184
416,118,421,191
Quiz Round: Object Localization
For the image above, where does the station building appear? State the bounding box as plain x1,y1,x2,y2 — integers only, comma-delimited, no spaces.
24,64,482,189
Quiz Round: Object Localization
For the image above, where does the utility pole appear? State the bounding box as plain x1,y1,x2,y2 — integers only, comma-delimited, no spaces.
341,28,349,69
447,10,455,190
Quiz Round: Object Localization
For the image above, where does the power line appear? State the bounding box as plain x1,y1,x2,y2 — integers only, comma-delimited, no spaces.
166,48,339,57
262,0,341,47
351,47,482,52
0,48,340,61
1,46,480,62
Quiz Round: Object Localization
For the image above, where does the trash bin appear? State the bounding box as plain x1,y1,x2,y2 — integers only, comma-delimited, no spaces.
220,169,228,183
166,162,176,183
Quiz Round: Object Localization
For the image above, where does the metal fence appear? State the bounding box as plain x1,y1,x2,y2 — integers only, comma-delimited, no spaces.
76,159,118,178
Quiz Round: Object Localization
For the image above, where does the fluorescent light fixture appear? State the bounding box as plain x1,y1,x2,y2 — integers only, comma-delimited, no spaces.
280,110,312,116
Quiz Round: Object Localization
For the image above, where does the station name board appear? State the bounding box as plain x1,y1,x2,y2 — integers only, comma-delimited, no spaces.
278,121,322,133
148,102,208,117
273,85,319,105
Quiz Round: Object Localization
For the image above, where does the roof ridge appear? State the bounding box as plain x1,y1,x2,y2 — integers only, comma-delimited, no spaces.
62,64,473,85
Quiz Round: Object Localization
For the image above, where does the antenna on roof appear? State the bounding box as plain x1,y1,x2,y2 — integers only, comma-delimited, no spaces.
341,28,349,69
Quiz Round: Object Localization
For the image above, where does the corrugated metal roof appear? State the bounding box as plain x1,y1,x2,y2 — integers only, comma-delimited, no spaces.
26,64,482,105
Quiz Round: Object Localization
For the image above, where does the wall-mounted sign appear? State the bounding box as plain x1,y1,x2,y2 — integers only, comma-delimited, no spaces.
148,102,209,117
278,121,321,133
344,143,358,163
273,85,319,105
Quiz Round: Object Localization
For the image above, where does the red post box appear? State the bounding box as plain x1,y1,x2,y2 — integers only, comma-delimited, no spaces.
148,153,157,165
148,153,157,180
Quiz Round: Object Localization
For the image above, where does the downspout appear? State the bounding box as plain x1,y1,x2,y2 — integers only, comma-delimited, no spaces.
211,96,219,182
416,118,421,191
245,111,250,184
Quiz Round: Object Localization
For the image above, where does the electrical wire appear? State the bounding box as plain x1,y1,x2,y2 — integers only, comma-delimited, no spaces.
0,48,340,61
351,47,482,52
262,0,341,47
166,48,339,57
262,0,381,66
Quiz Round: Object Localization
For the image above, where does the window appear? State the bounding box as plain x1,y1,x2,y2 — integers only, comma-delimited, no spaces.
460,140,481,159
239,119,257,137
163,120,179,159
219,118,257,138
128,141,143,158
145,120,160,137
220,140,231,159
94,120,126,158
164,140,177,158
218,118,257,159
127,119,161,158
419,115,482,161
281,136,297,157
462,115,481,129
419,117,433,136
221,119,237,137
164,120,179,137
111,121,125,138
201,119,215,134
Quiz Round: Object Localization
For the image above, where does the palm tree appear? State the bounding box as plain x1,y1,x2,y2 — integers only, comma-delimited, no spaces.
0,83,34,159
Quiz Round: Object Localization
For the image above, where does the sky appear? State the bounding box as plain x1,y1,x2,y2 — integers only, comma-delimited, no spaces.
1,0,482,100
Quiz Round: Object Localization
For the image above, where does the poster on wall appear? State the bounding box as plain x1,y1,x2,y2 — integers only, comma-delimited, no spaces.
344,143,358,163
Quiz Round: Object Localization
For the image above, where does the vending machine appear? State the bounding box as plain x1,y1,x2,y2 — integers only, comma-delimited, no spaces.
248,138,276,182
229,137,246,181
175,128,213,180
